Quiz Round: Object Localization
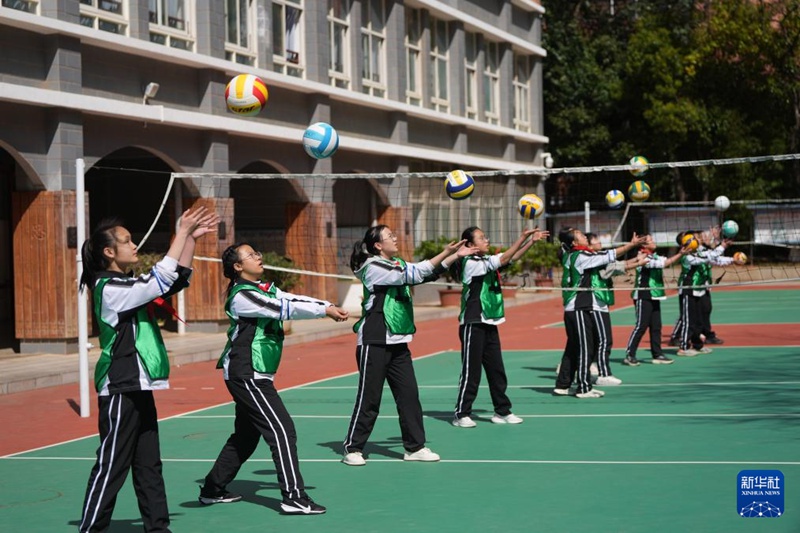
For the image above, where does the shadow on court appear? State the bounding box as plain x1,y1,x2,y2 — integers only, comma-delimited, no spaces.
317,439,404,460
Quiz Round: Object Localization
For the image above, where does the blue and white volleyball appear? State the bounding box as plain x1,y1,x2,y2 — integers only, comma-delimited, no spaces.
605,189,625,209
302,122,339,159
444,170,475,200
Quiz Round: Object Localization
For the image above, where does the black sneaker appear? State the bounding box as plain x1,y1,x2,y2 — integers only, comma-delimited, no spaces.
280,496,326,515
198,490,243,505
652,354,674,365
706,336,724,345
622,356,641,367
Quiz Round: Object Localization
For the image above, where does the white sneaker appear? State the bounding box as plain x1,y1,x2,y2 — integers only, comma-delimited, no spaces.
491,413,523,424
698,347,713,354
342,452,366,466
589,362,599,376
677,348,699,357
452,416,477,428
575,389,605,399
594,375,622,386
404,447,440,462
552,387,572,396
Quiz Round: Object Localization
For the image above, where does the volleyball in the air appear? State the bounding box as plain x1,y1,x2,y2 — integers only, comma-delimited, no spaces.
225,74,268,116
681,233,699,251
722,220,739,238
628,180,651,202
605,190,625,209
444,170,475,200
629,155,649,176
714,195,731,212
518,193,544,219
733,251,747,265
302,122,340,159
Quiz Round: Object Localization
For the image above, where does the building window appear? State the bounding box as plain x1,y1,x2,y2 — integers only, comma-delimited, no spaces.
465,32,478,120
149,0,194,51
360,0,386,97
513,53,532,132
2,0,39,13
405,8,422,106
79,0,127,35
428,17,449,113
329,0,350,89
225,0,257,66
483,40,500,125
273,0,304,77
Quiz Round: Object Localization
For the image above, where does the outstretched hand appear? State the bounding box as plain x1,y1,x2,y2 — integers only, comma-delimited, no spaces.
443,239,467,255
456,245,481,257
326,305,350,322
177,206,209,235
525,227,550,242
629,232,647,247
191,211,221,240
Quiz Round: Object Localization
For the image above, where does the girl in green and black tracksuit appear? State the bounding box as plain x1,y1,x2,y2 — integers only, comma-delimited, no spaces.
624,234,686,366
342,225,471,466
675,231,729,355
79,208,217,533
451,226,547,427
554,228,645,398
199,243,348,515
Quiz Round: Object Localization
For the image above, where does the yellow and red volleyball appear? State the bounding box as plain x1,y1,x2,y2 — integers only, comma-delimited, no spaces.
518,193,544,219
225,74,268,116
681,233,699,251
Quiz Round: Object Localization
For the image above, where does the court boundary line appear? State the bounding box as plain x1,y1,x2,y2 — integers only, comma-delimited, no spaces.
176,412,800,419
296,380,800,389
5,456,799,466
0,349,451,459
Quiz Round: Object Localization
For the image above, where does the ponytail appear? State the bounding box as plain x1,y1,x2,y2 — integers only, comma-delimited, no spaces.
349,225,388,273
79,218,123,291
557,226,576,261
221,243,245,297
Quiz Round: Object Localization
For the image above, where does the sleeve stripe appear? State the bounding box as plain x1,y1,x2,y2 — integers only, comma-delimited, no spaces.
240,289,282,313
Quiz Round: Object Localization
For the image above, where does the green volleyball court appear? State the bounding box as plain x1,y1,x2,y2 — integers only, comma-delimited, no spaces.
1,288,799,532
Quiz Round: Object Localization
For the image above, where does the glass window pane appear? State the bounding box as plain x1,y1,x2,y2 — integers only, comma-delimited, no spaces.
437,59,447,100
226,0,237,43
239,0,248,47
436,20,447,52
331,0,347,20
332,24,345,72
361,34,370,79
407,9,419,42
149,0,159,24
371,37,381,82
273,4,284,55
371,0,383,31
286,6,301,60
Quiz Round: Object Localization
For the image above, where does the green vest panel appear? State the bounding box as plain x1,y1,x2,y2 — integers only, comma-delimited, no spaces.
218,283,284,374
93,278,170,390
353,257,416,335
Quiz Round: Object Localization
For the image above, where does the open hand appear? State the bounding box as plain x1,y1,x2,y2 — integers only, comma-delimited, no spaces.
443,239,467,255
192,212,221,240
326,305,350,322
177,206,209,235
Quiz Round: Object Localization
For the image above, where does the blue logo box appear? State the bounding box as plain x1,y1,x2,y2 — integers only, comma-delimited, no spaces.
737,470,784,518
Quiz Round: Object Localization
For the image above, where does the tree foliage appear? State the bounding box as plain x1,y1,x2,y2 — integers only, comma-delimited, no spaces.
543,0,800,208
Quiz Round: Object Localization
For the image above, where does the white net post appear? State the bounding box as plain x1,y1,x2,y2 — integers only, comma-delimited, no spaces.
76,158,90,418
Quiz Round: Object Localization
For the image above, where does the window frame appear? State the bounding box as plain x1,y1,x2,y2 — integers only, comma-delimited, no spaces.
404,8,423,106
224,0,258,67
328,0,351,89
272,0,304,77
79,0,128,35
483,40,500,125
428,17,449,113
360,0,386,97
464,32,479,120
513,53,532,132
149,0,195,51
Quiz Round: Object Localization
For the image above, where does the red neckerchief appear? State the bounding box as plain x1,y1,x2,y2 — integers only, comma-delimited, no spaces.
147,297,186,324
639,248,654,257
573,245,594,253
258,282,273,292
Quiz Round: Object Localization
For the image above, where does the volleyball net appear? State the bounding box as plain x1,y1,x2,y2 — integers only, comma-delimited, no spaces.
108,153,800,294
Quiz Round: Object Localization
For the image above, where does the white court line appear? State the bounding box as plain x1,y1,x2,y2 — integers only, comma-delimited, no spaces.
0,349,452,459
179,412,800,420
4,457,799,466
300,380,800,389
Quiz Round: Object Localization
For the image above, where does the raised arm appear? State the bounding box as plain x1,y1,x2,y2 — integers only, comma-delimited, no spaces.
613,233,648,257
